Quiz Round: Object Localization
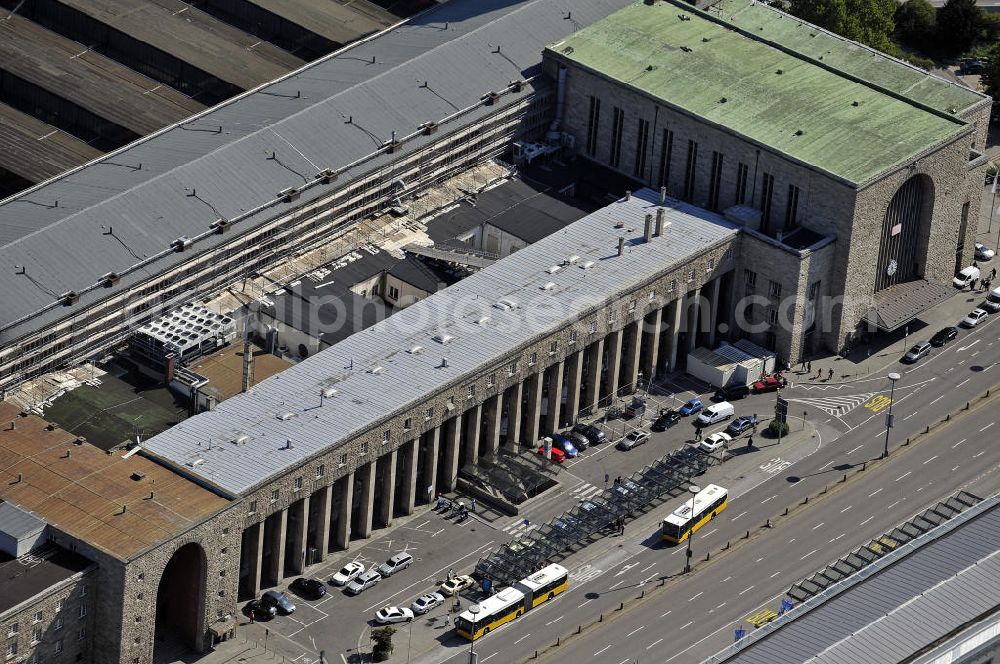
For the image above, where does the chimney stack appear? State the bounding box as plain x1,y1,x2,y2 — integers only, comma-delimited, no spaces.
625,190,631,201
659,186,667,204
618,236,625,256
643,213,653,242
655,208,665,236
442,357,449,368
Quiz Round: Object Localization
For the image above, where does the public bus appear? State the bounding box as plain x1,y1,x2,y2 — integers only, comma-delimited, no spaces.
661,484,729,543
455,563,569,640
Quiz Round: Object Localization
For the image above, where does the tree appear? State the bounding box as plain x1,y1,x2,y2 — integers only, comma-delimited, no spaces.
371,627,396,662
785,0,897,53
895,0,936,47
936,0,983,54
981,42,1000,100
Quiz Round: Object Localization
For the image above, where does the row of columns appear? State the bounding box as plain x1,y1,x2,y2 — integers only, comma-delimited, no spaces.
241,276,728,598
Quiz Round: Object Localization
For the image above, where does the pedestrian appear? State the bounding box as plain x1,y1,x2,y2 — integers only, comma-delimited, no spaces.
816,367,822,379
828,368,834,380
444,614,451,627
454,599,461,613
992,267,997,280
448,567,455,581
470,498,477,513
249,609,255,624
619,519,625,536
970,277,977,291
806,360,811,373
747,435,753,450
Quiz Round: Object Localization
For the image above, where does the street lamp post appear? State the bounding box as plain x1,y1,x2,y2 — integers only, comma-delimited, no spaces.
683,484,701,574
468,604,481,664
882,372,901,459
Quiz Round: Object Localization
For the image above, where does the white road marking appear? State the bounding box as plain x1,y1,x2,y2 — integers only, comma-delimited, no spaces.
738,585,756,596
715,602,727,610
609,580,625,590
957,378,971,388
755,556,764,563
923,455,938,464
719,576,732,584
840,505,852,513
647,639,664,650
800,550,817,560
626,626,646,637
929,395,944,406
973,451,985,458
689,592,704,602
761,495,777,504
639,562,656,573
829,533,845,543
980,422,995,432
482,654,497,662
770,571,781,578
952,439,967,448
903,412,917,420
544,616,563,626
812,522,825,530
731,510,748,521
953,465,961,472
888,500,902,509
846,445,863,455
514,634,531,645
577,599,594,609
869,488,883,497
641,573,658,585
594,645,612,657
679,621,693,630
702,528,718,537
895,471,912,482
661,610,672,618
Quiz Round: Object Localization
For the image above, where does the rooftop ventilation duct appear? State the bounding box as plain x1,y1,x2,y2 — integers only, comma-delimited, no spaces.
60,291,80,306
408,345,423,355
369,366,384,375
171,236,193,252
656,208,666,236
279,187,301,202
547,265,562,274
101,272,121,287
433,333,455,344
318,169,338,184
644,213,653,242
211,219,231,234
541,282,556,291
277,411,295,421
618,237,625,257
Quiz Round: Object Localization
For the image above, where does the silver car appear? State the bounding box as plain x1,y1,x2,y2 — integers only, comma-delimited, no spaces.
346,570,381,595
410,592,445,615
902,341,931,363
377,552,414,577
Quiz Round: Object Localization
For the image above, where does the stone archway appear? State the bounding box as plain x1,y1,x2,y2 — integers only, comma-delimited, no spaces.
154,542,208,659
874,174,934,293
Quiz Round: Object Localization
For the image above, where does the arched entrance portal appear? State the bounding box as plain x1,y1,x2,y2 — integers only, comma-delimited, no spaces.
874,175,933,293
155,542,207,660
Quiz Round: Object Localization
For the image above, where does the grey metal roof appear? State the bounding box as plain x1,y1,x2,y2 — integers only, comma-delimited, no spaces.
0,500,46,540
142,188,739,495
0,0,633,346
706,492,1000,664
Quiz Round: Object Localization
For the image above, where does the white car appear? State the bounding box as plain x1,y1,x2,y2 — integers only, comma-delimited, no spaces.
698,432,732,454
960,308,988,328
346,570,382,595
975,242,995,261
411,592,445,615
439,575,475,596
954,266,981,288
330,561,365,586
374,606,414,624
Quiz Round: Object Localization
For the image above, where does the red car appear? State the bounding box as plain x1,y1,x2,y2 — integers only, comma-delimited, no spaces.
537,445,566,463
752,374,785,393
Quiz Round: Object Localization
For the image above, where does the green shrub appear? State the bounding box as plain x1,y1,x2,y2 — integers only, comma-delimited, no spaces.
768,420,790,438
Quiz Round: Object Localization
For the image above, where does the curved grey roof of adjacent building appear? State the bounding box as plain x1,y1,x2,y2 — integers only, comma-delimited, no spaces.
0,0,633,345
141,189,739,495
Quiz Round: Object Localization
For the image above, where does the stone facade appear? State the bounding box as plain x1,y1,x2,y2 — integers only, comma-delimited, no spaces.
2,567,96,664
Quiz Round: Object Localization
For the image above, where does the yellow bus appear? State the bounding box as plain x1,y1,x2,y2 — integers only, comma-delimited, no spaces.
455,564,569,640
661,484,728,543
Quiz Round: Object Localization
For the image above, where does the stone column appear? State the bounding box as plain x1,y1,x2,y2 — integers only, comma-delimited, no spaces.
356,460,376,539
563,350,583,426
621,322,642,394
667,296,684,371
400,440,417,515
483,395,502,455
379,449,397,528
268,509,287,585
443,415,461,491
687,286,702,352
249,522,265,597
464,403,482,467
504,381,523,449
312,484,332,562
707,278,722,348
289,496,309,575
523,371,543,444
602,329,623,398
542,360,564,435
582,337,604,412
334,473,354,550
423,427,440,499
643,306,663,379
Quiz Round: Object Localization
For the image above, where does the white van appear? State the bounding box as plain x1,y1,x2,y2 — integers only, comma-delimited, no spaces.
983,286,1000,312
695,401,735,426
953,266,981,288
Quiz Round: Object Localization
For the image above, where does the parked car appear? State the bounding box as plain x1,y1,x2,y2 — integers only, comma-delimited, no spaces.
679,399,704,416
616,430,650,450
538,444,567,463
331,561,365,586
929,326,959,347
411,592,445,615
572,423,606,445
961,308,988,328
346,570,382,595
651,409,681,431
714,383,750,401
377,552,414,578
374,606,414,624
289,578,326,600
975,242,995,261
248,597,278,620
439,574,475,596
624,396,647,420
954,266,981,288
752,374,785,393
699,432,732,454
566,430,591,450
695,401,735,426
726,415,758,436
983,287,1000,313
903,341,932,363
260,590,296,615
550,433,579,457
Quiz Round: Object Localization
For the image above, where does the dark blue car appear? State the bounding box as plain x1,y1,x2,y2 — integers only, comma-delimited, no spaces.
550,433,579,457
678,399,703,416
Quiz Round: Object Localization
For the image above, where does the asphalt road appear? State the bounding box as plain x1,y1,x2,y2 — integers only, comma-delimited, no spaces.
409,293,1000,664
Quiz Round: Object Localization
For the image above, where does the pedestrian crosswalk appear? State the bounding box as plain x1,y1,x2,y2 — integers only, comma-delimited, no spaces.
501,519,538,536
498,481,605,535
570,480,605,501
786,392,876,417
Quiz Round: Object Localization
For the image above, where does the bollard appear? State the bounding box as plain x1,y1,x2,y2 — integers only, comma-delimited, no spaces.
783,507,789,516
804,496,809,504
619,602,624,611
862,462,866,471
925,426,930,434
724,541,730,550
577,625,582,634
641,590,645,598
600,613,604,622
659,579,665,587
822,485,828,494
904,437,910,446
965,402,970,410
557,637,560,647
745,530,750,539
534,651,538,659
946,414,950,422
841,473,847,483
765,519,772,528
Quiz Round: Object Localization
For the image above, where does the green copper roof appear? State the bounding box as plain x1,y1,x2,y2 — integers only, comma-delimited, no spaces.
547,0,974,185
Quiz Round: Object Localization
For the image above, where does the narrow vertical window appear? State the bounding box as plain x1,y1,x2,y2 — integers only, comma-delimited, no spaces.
785,184,800,231
683,140,699,201
633,118,649,178
760,173,775,234
586,96,601,156
708,151,724,211
609,107,625,168
658,129,674,189
735,162,749,204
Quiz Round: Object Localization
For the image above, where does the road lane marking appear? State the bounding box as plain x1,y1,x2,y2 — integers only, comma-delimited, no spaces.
702,528,718,537
594,645,612,657
974,451,985,458
929,395,944,406
923,455,938,464
980,422,995,432
957,378,970,388
888,500,902,509
641,573,658,585
731,510,748,521
639,562,656,573
755,556,764,563
895,471,912,482
720,576,732,584
830,533,845,543
952,439,967,448
626,626,645,637
959,339,980,351
761,495,777,504
770,571,781,578
846,445,863,454
577,599,593,609
680,621,693,630
859,516,873,525
840,505,852,513
609,580,624,590
661,610,672,618
689,592,704,602
869,488,883,497
953,465,960,471
800,550,817,560
482,654,497,663
903,412,916,420
544,616,563,626
647,639,664,650
715,602,727,609
812,522,825,530
738,585,756,596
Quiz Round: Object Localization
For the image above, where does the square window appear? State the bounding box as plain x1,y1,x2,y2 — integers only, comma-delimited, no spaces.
487,373,496,388
548,341,557,354
569,330,578,344
33,612,43,624
222,527,229,536
608,312,618,324
589,321,597,334
669,279,677,292
467,385,476,399
507,363,517,376
688,268,695,282
293,477,303,491
248,500,257,514
361,442,369,455
339,453,348,465
528,352,537,366
707,257,715,271
54,640,63,656
8,623,19,638
382,430,390,444
7,643,17,658
271,489,279,502
32,628,42,644
316,464,325,478
78,605,86,619
425,407,434,420
628,300,636,312
54,619,63,632
403,417,413,431
768,280,782,298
